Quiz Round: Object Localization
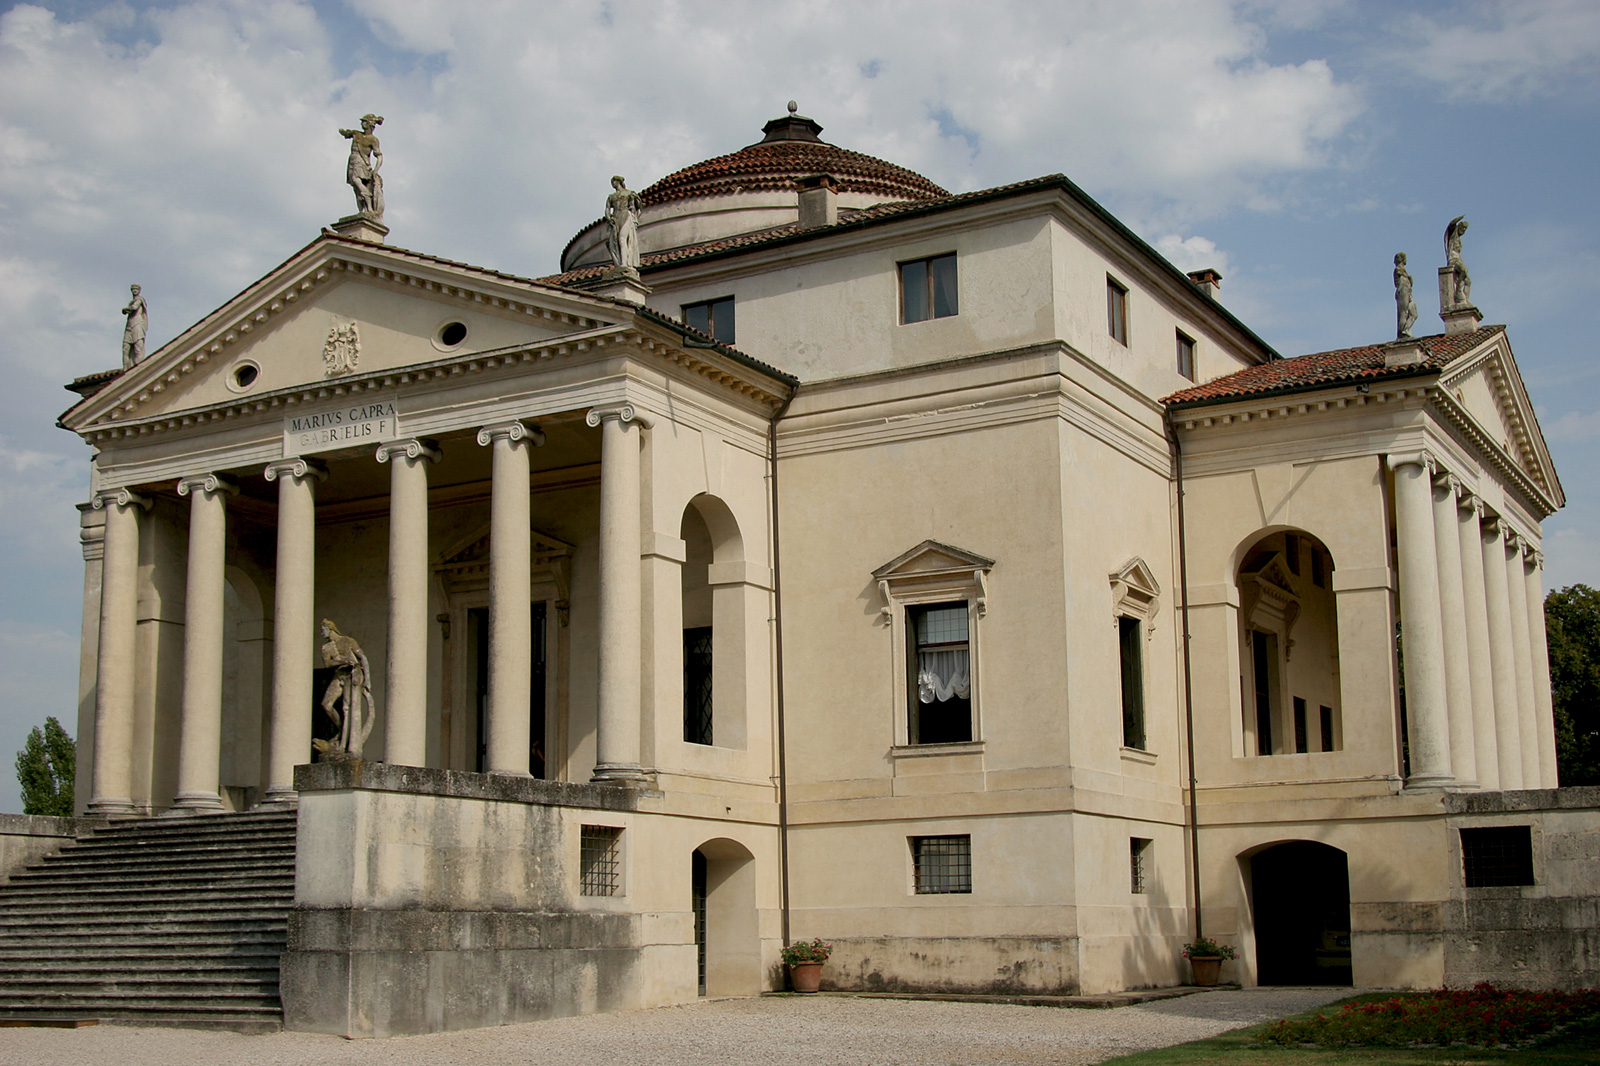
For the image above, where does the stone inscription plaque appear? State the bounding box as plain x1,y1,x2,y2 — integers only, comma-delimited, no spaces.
284,399,399,456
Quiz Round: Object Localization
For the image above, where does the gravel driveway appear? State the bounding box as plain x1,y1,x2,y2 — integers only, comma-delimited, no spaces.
0,988,1351,1066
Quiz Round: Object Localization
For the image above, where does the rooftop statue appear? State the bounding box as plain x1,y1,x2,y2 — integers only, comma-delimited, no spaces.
340,114,385,221
1444,215,1471,309
120,283,147,370
317,619,375,761
1394,253,1417,339
605,175,642,272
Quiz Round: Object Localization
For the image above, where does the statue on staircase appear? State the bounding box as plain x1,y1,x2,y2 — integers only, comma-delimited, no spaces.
317,619,376,761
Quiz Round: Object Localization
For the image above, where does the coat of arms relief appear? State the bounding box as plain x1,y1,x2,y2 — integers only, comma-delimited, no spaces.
323,322,360,376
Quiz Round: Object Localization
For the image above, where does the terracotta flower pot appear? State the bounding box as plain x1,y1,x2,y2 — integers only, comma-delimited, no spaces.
1189,956,1223,987
789,960,824,993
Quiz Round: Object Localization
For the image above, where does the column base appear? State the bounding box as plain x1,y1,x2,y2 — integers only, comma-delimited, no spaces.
261,785,300,807
85,797,137,817
1402,772,1456,792
590,763,648,786
168,791,227,814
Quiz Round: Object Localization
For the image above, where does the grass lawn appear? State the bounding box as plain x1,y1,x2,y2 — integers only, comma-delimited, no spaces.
1098,993,1600,1066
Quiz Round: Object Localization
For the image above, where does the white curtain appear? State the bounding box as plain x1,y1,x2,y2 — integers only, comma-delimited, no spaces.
917,649,970,703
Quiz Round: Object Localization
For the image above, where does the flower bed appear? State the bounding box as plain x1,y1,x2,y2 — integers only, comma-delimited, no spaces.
1260,984,1600,1049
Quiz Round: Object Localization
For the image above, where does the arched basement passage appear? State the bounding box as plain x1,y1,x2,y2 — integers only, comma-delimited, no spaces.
1235,529,1343,757
692,838,759,997
1245,841,1352,986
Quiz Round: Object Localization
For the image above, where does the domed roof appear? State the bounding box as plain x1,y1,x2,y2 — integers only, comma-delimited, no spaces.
638,105,950,206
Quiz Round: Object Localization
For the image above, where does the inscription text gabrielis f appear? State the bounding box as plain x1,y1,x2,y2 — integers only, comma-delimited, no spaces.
323,322,360,376
284,399,399,457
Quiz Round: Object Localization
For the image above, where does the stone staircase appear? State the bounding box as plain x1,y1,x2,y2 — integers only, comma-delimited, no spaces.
0,809,297,1031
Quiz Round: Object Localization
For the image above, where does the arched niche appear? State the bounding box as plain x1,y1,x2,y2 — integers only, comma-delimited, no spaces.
680,494,749,750
1236,529,1343,757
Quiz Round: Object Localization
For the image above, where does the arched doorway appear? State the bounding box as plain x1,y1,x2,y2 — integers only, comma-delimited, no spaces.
692,838,759,997
1247,841,1352,986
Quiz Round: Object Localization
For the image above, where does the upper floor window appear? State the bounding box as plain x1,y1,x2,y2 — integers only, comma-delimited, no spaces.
682,296,735,344
910,603,972,744
1107,276,1129,345
1110,558,1160,754
1176,330,1196,380
900,253,958,323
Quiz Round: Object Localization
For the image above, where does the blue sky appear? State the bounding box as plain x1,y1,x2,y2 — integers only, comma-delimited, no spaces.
0,0,1596,811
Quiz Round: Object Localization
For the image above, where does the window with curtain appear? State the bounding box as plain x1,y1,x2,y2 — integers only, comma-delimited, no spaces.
900,253,958,323
908,602,972,744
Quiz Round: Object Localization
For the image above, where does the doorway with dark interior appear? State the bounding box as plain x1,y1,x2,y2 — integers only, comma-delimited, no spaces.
1249,840,1353,986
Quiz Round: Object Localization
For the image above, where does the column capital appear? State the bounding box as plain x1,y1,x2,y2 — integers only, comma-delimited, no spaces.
376,437,442,465
585,402,654,429
1389,449,1436,474
91,487,151,511
1456,488,1484,516
476,420,545,447
264,457,328,483
1432,471,1463,497
176,473,240,498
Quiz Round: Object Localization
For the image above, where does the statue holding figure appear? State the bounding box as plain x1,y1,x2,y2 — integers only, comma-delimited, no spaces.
1444,216,1471,309
121,284,147,369
339,114,385,220
605,175,642,272
1394,253,1417,339
316,619,376,761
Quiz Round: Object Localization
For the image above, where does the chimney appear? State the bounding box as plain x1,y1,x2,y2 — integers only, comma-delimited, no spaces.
1187,268,1222,301
797,174,838,229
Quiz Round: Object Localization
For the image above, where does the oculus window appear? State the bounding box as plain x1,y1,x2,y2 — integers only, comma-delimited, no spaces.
912,834,971,894
682,296,735,344
900,253,958,323
1107,276,1129,345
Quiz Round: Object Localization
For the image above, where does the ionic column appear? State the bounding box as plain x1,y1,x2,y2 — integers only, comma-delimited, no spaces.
476,421,542,775
1391,454,1452,787
1522,549,1560,786
263,458,326,803
1456,493,1500,789
1480,515,1524,789
1504,533,1542,787
376,438,441,768
171,474,239,813
587,403,650,784
86,488,150,816
1431,474,1477,787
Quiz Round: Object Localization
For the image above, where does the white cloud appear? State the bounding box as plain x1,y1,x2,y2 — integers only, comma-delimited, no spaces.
1153,234,1233,278
1383,0,1600,103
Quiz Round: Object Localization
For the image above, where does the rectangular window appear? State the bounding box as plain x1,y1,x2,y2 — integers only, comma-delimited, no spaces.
1320,705,1335,752
1252,630,1276,756
1176,331,1196,380
1293,696,1308,754
1460,826,1535,888
579,825,623,896
1119,616,1146,750
683,627,713,746
1107,276,1128,345
908,603,972,744
1311,546,1327,588
1130,838,1151,894
912,834,971,894
682,296,735,344
1284,533,1301,575
900,253,959,323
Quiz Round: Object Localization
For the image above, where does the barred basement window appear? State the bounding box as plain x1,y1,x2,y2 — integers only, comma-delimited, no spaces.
1461,826,1534,888
912,834,971,894
580,825,623,896
1130,838,1152,894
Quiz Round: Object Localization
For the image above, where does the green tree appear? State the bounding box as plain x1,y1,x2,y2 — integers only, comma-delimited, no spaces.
1545,584,1600,786
14,716,75,817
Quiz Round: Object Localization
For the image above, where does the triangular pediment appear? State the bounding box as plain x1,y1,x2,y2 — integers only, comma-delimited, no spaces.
872,539,995,580
61,234,632,431
1436,331,1563,509
1110,557,1161,622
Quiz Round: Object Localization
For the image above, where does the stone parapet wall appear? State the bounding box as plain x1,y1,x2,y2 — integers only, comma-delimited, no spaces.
0,813,108,884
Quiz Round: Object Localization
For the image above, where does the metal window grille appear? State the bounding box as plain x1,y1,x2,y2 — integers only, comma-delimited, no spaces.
683,627,714,745
691,850,708,995
912,835,971,894
1130,838,1151,894
579,825,622,896
1461,826,1535,888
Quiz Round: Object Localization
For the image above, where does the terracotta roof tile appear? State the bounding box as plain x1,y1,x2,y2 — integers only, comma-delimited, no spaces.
1162,326,1503,407
640,140,949,206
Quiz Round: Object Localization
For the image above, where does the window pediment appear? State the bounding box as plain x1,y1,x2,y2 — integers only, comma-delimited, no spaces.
874,540,995,618
1110,557,1161,631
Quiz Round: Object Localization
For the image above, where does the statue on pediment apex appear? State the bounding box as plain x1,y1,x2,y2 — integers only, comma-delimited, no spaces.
1443,216,1471,309
340,113,385,220
605,175,642,272
1394,253,1417,339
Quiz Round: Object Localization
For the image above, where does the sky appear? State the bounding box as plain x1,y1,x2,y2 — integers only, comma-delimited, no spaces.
0,0,1597,812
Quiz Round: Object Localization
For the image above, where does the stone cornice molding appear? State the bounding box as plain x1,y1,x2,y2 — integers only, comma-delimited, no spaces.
476,421,545,448
91,487,152,512
376,438,442,464
263,457,329,483
586,403,654,430
176,473,240,498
